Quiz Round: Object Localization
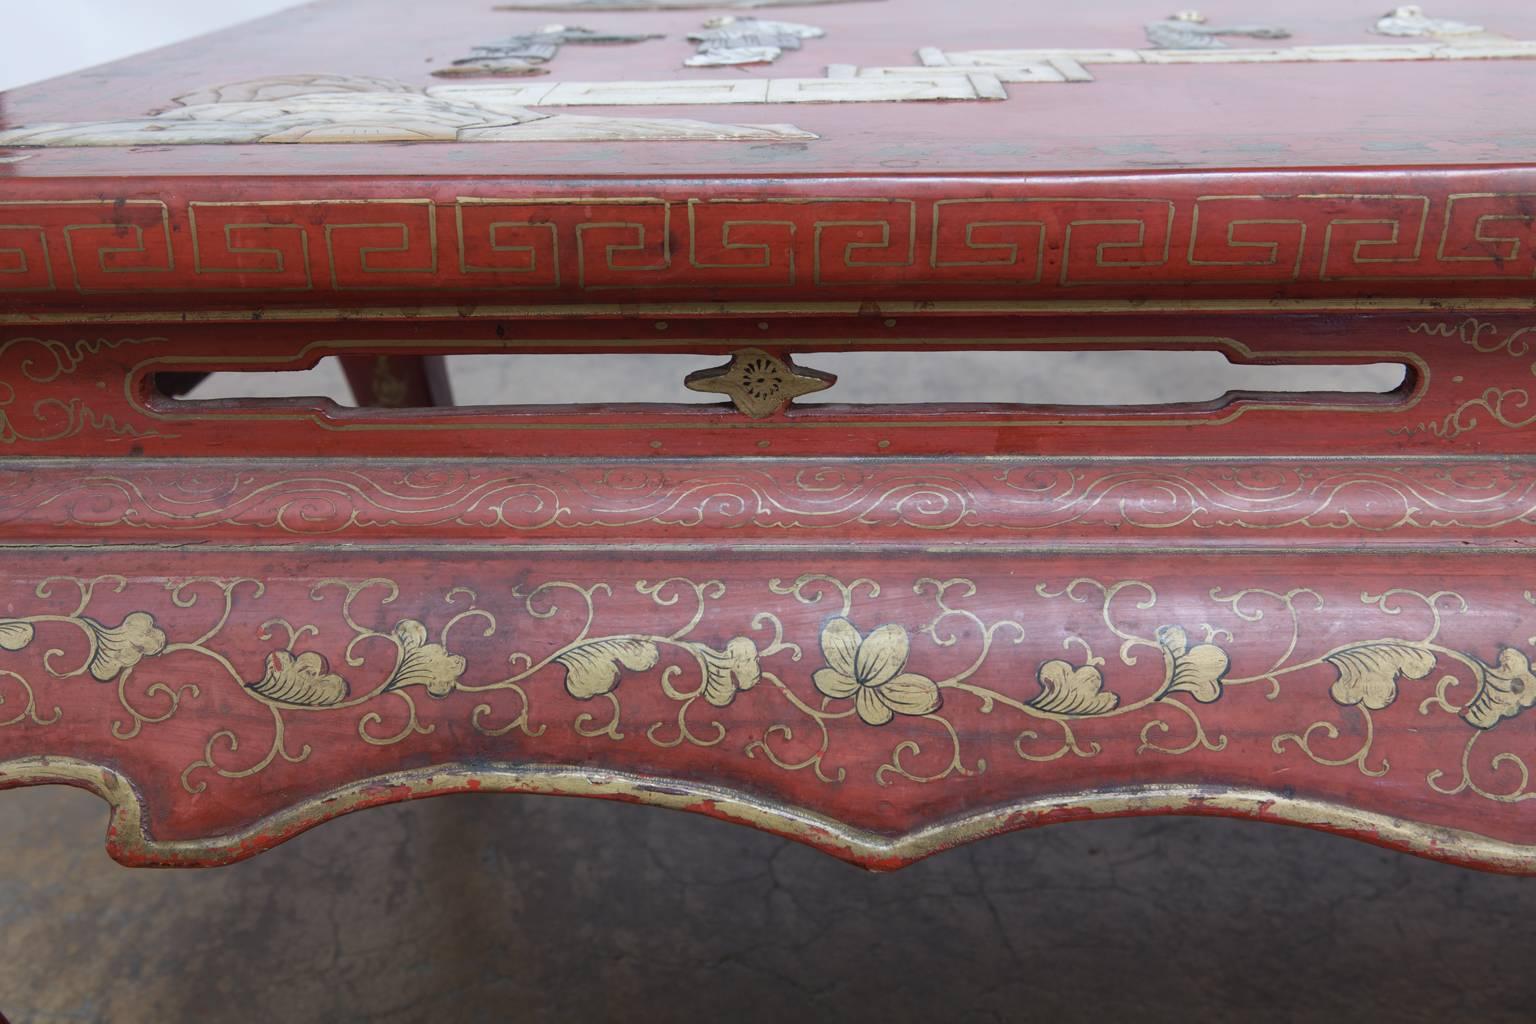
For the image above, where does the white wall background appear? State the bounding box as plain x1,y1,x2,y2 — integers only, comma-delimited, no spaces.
0,1,308,92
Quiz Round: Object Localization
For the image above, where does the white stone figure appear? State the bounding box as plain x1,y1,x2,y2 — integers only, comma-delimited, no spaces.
0,75,816,147
1143,10,1291,49
702,16,825,39
1373,5,1484,37
685,16,826,67
432,24,666,79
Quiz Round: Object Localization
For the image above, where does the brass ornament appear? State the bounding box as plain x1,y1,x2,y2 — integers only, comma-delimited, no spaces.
684,348,834,417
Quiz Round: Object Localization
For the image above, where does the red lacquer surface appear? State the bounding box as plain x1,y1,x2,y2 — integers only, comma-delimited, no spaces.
3,0,1536,178
2,0,1536,870
2,549,1535,869
3,313,1536,458
0,306,1533,867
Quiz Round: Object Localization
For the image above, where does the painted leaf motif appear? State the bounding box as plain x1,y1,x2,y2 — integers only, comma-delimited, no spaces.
855,686,893,726
87,612,167,681
697,635,761,707
386,619,466,698
854,623,910,689
557,638,660,699
874,672,941,717
1464,647,1536,729
1325,642,1436,710
1158,626,1230,704
248,650,349,707
812,666,859,700
1030,660,1118,715
0,620,35,652
819,617,860,678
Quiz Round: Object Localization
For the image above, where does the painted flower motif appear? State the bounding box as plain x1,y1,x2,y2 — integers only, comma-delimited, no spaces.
1464,647,1536,729
86,612,167,681
248,650,349,708
385,619,466,698
812,618,940,726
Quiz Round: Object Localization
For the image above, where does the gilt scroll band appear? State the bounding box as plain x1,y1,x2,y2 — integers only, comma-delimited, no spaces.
3,458,1536,539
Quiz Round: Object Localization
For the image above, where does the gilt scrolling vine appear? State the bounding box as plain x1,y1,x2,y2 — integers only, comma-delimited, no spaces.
1397,317,1536,440
2,573,1535,805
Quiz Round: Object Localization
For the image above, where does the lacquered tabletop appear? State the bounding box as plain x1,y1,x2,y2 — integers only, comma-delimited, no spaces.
2,0,1534,180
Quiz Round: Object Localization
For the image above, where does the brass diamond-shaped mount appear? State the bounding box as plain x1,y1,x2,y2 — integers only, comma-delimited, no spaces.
684,348,835,419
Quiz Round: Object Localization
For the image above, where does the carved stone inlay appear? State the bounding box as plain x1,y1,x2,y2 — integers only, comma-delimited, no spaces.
0,75,820,147
686,16,826,67
433,26,665,79
1143,11,1291,50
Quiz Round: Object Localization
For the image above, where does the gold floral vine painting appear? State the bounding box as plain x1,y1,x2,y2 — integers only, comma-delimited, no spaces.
2,568,1535,828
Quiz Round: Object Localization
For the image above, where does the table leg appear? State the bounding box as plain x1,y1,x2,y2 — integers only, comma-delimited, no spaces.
338,355,454,408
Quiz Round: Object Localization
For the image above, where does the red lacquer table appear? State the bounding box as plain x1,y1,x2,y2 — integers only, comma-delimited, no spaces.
3,0,1536,871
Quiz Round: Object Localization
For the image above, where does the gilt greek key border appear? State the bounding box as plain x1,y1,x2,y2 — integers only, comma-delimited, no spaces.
4,191,1535,297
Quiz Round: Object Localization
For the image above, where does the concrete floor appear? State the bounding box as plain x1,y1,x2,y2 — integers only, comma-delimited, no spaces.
6,787,1536,1023
4,351,1522,1024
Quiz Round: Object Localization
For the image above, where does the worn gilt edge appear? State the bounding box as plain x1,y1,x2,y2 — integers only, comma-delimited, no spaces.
1,756,1527,873
6,298,1536,325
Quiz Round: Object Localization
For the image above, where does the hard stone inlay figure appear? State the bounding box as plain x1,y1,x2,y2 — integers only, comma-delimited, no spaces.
0,74,815,146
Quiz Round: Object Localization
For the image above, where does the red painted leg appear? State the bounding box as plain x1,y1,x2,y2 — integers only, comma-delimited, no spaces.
338,355,453,408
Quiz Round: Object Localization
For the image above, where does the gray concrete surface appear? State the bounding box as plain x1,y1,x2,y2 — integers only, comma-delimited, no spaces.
4,785,1536,1023
4,352,1524,1024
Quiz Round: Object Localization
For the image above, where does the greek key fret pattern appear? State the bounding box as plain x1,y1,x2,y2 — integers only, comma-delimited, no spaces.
3,192,1533,296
